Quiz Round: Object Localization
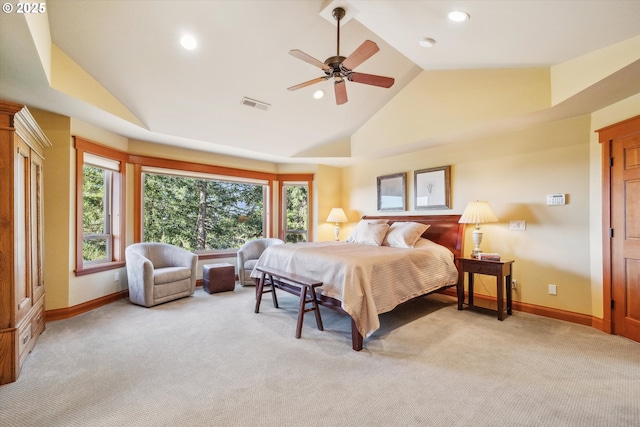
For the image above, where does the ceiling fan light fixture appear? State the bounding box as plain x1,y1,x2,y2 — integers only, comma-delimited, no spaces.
448,10,470,22
180,35,197,50
419,37,436,48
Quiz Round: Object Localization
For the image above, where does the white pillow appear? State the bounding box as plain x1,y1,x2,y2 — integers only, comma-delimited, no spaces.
382,222,430,248
352,223,390,246
346,219,389,243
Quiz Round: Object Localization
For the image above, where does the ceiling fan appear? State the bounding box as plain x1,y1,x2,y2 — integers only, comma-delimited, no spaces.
287,7,395,105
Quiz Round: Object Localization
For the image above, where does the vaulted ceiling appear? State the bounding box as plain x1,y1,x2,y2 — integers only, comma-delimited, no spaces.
1,1,639,166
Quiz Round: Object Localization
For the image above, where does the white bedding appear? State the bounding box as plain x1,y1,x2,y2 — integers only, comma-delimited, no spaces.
251,238,458,338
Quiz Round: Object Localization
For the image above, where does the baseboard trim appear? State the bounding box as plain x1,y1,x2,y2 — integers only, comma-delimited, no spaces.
439,288,597,328
44,277,235,321
46,285,604,331
45,290,129,322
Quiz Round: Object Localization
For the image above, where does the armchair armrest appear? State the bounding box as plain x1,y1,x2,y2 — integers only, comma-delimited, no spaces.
125,251,155,306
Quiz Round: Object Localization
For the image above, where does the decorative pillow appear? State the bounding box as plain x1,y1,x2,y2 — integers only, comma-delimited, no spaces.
382,222,430,248
352,223,390,246
346,219,389,243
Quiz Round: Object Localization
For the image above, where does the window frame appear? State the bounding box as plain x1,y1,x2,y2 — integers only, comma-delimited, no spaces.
140,167,270,252
279,175,314,242
131,155,309,259
74,137,127,275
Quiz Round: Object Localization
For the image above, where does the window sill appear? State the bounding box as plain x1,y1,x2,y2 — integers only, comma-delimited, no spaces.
75,261,126,276
196,249,238,260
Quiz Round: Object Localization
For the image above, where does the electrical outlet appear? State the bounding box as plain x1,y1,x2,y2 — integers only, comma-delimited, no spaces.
114,272,120,282
548,284,557,295
512,280,517,290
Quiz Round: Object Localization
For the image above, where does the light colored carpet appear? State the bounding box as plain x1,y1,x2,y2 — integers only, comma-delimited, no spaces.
1,285,638,426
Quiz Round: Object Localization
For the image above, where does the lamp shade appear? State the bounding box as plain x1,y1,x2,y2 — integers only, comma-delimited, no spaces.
326,208,347,223
458,201,498,225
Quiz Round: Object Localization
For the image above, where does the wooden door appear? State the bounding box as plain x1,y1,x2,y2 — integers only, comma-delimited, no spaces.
611,131,640,341
599,115,640,343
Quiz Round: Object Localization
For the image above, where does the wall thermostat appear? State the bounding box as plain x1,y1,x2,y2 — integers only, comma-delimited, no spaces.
547,193,566,205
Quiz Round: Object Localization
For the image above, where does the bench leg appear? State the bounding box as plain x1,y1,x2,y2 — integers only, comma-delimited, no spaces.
309,286,323,332
255,273,280,315
295,287,307,339
254,273,266,313
268,274,279,309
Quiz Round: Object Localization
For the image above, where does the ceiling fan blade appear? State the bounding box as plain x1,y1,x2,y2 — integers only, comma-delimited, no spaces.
287,77,327,91
341,40,380,71
334,80,348,105
349,72,395,88
289,49,331,70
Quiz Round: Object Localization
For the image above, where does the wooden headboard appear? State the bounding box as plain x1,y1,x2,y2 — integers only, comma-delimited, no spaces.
362,215,465,260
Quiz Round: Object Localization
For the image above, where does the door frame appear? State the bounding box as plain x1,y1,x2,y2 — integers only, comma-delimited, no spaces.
597,114,640,334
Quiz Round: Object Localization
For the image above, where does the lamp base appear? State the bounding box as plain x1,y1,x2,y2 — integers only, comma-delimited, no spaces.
471,227,483,258
333,224,340,241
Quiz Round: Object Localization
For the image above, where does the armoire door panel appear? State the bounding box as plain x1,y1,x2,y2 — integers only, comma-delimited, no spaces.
15,137,32,324
30,152,44,303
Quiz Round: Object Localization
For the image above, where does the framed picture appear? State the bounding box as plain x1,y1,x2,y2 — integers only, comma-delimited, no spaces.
414,165,451,210
377,172,406,211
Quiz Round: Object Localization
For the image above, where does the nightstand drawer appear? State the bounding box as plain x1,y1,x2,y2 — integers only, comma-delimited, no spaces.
463,261,499,275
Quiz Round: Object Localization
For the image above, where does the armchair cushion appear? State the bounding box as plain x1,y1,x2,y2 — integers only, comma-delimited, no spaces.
154,266,193,285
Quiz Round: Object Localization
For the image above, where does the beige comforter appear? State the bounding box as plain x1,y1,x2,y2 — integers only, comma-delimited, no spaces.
251,238,458,338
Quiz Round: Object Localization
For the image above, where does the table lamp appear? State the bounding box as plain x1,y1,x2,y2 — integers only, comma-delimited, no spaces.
326,208,347,241
458,201,498,258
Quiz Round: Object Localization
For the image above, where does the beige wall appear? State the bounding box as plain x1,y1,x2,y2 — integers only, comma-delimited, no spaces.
315,164,343,242
33,116,322,309
32,109,71,311
341,91,639,317
351,68,551,158
29,92,639,317
343,115,594,314
31,94,640,318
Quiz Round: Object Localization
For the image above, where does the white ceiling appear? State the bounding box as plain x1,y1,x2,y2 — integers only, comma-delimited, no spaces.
1,0,640,166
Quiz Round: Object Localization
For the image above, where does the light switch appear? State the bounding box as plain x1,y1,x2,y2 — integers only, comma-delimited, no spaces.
510,220,526,231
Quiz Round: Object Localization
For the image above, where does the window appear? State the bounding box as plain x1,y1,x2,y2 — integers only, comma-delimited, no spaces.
130,155,313,253
141,169,268,251
281,181,311,243
75,137,126,275
82,162,113,263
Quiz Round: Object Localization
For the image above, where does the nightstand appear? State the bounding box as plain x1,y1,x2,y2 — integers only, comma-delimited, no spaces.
457,257,514,320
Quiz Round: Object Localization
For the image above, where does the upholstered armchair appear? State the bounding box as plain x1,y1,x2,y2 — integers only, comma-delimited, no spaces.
125,242,198,307
237,238,284,286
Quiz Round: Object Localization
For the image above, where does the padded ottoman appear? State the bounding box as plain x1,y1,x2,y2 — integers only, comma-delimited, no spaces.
203,263,235,294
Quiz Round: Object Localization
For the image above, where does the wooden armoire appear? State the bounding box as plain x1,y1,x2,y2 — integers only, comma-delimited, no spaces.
0,101,51,385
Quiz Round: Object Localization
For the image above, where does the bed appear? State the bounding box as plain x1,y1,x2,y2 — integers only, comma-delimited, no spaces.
251,215,465,350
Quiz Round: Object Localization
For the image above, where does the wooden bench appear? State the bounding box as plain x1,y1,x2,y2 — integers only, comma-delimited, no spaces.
254,266,324,339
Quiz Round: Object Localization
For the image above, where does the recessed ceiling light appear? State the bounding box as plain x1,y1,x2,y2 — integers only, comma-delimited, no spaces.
180,35,197,50
448,10,470,22
313,90,325,99
419,37,436,48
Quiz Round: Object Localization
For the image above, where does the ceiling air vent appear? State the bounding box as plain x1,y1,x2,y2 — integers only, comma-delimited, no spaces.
241,97,270,111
